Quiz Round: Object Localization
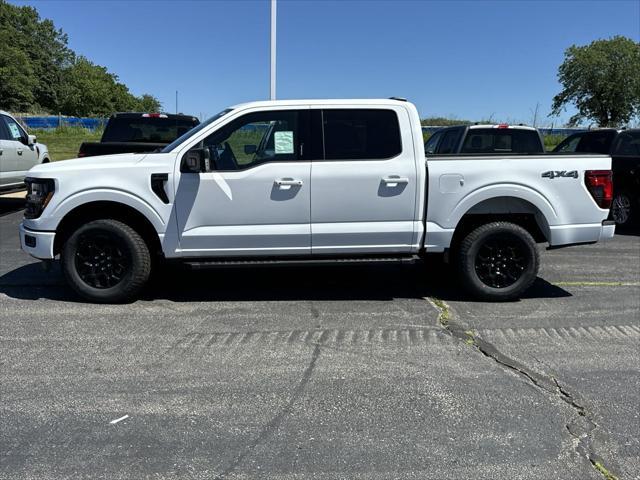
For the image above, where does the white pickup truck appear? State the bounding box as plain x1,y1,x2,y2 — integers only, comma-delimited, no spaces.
19,99,615,303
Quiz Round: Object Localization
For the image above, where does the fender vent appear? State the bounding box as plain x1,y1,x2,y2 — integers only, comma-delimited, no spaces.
151,173,169,204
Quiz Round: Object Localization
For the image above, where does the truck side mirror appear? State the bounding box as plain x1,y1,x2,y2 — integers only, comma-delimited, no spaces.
181,147,210,173
27,134,37,146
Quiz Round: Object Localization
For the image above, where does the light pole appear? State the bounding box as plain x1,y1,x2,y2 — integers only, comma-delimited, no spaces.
270,0,276,100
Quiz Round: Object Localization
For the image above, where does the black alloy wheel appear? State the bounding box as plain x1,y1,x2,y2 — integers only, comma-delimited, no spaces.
74,231,130,289
611,191,633,226
62,219,151,303
456,222,539,301
474,235,529,288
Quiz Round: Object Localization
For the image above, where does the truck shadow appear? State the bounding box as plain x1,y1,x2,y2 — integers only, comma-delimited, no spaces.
0,259,571,303
614,224,640,237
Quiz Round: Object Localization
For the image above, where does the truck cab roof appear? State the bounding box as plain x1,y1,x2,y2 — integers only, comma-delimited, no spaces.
230,98,412,109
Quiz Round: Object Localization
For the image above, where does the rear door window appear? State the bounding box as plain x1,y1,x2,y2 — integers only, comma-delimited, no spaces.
321,109,402,160
460,129,543,154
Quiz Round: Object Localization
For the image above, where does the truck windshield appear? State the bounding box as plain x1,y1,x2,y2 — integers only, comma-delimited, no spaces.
102,117,199,143
160,109,233,153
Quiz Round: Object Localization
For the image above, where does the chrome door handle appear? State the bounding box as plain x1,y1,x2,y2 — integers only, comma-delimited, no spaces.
275,178,303,189
382,176,409,186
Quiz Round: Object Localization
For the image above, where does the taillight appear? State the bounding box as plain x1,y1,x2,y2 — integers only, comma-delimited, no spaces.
585,170,613,209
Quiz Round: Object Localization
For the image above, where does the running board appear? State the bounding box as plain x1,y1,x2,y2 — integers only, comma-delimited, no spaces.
184,255,420,270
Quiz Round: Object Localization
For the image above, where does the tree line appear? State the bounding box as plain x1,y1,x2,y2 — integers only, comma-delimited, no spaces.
0,0,161,116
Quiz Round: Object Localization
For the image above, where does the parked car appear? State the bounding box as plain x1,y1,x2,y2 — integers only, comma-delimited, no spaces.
425,124,545,155
20,99,614,303
553,129,640,226
78,112,199,158
0,111,50,191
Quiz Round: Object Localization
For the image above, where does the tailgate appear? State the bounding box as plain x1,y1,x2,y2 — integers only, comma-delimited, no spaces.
79,142,166,158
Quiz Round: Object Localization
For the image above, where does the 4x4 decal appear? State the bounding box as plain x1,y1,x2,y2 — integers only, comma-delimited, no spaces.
541,170,579,179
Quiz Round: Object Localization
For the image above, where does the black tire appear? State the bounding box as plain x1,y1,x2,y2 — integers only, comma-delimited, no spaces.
611,190,636,226
455,222,539,301
61,219,151,303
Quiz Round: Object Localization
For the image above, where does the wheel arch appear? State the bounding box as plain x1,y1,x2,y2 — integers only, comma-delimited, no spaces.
450,195,551,249
53,200,163,257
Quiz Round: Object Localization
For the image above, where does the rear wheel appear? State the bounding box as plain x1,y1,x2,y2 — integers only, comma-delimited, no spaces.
455,222,539,301
61,219,151,303
611,190,635,226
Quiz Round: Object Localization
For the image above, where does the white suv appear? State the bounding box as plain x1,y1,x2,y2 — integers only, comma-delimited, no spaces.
0,111,50,191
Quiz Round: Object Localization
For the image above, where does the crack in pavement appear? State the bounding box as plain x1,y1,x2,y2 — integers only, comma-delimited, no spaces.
215,343,321,479
426,297,620,480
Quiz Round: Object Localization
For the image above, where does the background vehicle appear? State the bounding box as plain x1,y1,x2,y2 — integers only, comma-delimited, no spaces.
425,124,545,155
78,112,199,158
554,129,640,226
0,111,50,191
20,99,614,303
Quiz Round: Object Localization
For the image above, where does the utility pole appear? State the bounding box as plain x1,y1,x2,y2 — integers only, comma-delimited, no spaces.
175,90,179,114
270,0,276,100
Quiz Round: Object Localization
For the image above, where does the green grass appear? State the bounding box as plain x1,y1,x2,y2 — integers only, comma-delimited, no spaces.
543,134,566,151
32,126,103,161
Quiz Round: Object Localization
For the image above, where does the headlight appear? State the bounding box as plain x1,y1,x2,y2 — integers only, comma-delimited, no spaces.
24,178,55,219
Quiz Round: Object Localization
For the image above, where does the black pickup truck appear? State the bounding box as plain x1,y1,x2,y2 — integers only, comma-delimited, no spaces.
425,124,545,155
554,129,640,226
78,113,199,158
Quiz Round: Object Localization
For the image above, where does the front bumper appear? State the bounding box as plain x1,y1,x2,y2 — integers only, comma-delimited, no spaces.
19,222,56,260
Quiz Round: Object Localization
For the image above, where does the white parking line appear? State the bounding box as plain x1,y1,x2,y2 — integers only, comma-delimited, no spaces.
109,414,129,425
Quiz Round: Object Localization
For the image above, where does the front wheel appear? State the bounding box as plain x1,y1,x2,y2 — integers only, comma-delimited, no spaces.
455,222,539,301
61,219,151,303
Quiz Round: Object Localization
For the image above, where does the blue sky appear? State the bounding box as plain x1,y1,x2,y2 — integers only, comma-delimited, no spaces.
13,0,640,124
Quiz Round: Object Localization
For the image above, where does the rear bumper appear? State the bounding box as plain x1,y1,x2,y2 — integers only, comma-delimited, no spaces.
600,220,616,240
548,220,615,247
19,223,56,260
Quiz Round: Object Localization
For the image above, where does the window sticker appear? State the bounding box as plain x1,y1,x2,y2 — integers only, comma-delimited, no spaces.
7,122,21,140
274,131,294,154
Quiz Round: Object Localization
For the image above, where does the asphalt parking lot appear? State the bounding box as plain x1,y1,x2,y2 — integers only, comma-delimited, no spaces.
0,198,638,480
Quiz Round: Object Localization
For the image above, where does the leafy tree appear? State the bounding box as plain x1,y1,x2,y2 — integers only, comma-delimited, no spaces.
0,30,36,111
0,0,161,116
551,36,640,127
137,94,162,112
0,1,73,111
59,57,160,116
